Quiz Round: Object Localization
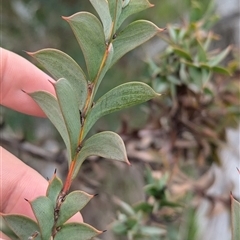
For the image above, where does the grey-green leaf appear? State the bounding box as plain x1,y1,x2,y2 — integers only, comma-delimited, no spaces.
168,25,178,44
55,78,81,160
93,43,114,97
28,49,88,110
46,172,63,205
211,66,231,75
64,12,106,81
30,91,71,158
231,194,240,240
140,226,166,236
196,39,207,62
73,131,129,179
89,0,112,41
56,191,93,226
83,82,161,139
173,47,192,61
117,0,154,28
54,222,102,240
208,46,231,67
29,196,54,240
108,0,122,30
111,20,162,66
113,197,135,216
1,214,40,240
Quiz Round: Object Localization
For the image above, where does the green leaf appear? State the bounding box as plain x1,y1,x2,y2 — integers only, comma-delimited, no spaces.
0,216,19,240
54,78,81,160
208,46,231,67
114,198,135,216
29,196,54,240
1,214,40,240
134,202,153,214
173,47,192,61
54,222,103,240
56,191,93,226
153,77,169,93
189,66,202,89
111,20,162,66
196,40,207,62
89,0,112,41
28,49,88,110
201,68,212,86
112,220,128,235
108,0,122,30
178,206,198,240
178,27,187,41
231,194,240,240
117,0,153,28
94,43,114,97
83,82,161,139
46,172,63,205
64,12,106,81
211,66,231,75
147,58,161,77
140,226,166,236
168,25,178,44
203,87,214,97
30,91,70,158
203,32,213,51
167,75,181,85
179,63,189,84
73,131,129,179
122,0,130,8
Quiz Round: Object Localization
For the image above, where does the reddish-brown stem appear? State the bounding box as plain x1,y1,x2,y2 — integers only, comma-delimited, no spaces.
61,31,112,195
62,159,76,194
62,84,94,193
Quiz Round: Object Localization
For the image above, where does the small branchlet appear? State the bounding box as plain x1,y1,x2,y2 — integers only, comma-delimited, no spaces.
2,1,162,239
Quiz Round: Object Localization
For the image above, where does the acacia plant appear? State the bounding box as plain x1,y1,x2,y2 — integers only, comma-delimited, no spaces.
0,0,164,239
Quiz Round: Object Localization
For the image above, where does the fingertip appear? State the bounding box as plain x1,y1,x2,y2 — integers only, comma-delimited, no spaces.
1,48,55,117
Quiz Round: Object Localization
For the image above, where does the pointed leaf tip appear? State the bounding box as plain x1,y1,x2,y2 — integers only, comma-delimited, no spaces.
25,51,33,56
47,173,63,204
61,16,69,21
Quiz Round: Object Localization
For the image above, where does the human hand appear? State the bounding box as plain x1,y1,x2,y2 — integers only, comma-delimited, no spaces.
0,48,82,239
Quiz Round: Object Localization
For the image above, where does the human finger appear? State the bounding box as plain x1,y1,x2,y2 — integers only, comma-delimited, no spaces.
0,48,55,117
0,147,83,222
